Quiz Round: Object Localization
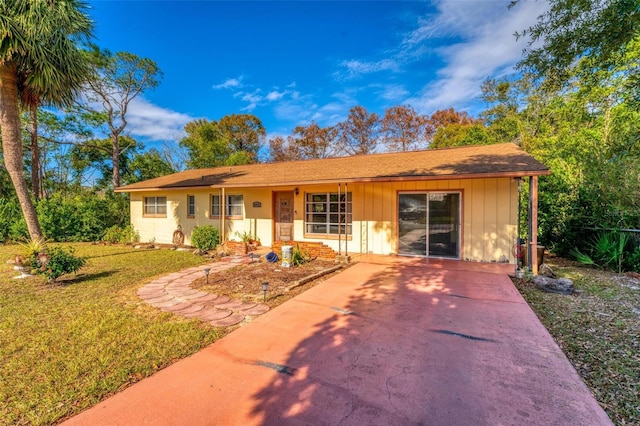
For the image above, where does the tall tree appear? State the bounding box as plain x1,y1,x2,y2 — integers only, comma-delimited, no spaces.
381,105,429,151
292,122,337,159
268,122,337,162
70,135,140,189
218,113,265,163
74,47,162,188
124,148,175,184
179,119,231,168
515,0,640,91
337,105,380,155
0,0,93,240
268,135,301,163
430,123,492,149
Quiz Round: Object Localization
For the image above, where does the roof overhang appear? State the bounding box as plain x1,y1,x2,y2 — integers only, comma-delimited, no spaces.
115,169,550,193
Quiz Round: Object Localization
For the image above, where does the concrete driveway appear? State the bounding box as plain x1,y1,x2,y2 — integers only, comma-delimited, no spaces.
63,256,611,425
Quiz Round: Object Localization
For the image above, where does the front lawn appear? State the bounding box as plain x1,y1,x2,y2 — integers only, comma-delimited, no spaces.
514,257,640,425
0,244,215,425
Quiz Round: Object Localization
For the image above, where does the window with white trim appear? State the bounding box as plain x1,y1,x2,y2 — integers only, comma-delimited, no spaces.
143,196,167,216
305,192,352,235
211,194,244,217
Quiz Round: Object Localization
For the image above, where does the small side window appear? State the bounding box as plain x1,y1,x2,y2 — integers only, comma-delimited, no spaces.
187,195,195,218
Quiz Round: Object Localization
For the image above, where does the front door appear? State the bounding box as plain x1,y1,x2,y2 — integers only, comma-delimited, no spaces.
275,191,294,241
398,192,460,258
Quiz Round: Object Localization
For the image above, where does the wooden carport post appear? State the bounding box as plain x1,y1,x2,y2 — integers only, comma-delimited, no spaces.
221,187,226,242
528,176,539,275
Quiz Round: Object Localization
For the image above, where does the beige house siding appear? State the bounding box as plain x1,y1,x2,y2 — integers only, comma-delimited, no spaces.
129,177,518,263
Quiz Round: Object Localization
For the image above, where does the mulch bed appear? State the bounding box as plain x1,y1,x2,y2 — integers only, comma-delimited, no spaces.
191,259,343,309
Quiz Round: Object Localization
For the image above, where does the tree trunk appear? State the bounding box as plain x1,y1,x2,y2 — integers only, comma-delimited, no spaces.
30,103,42,200
0,63,43,240
112,134,120,188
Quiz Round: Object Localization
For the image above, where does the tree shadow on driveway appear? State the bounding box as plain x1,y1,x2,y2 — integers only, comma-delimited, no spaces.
248,260,610,425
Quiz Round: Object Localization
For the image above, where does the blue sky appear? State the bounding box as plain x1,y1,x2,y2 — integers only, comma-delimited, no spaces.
87,0,548,148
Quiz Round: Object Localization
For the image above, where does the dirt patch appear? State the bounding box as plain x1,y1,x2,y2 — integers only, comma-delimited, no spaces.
191,259,344,309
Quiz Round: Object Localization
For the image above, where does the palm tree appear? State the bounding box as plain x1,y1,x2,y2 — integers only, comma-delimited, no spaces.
0,0,93,240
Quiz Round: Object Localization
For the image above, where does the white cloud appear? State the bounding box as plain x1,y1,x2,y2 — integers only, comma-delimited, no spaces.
406,0,549,114
330,0,548,116
266,90,285,101
375,84,410,102
212,76,244,90
126,97,194,141
335,58,400,80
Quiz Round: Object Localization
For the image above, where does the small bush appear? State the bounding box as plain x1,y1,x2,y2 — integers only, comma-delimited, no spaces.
102,225,140,245
191,225,220,252
0,198,22,242
572,231,637,273
291,244,312,266
28,246,86,282
234,230,252,243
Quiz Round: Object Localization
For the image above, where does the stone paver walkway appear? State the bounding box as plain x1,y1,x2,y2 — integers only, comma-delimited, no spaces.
138,256,270,327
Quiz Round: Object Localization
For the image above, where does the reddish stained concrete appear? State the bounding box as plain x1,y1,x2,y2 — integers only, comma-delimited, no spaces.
62,257,611,426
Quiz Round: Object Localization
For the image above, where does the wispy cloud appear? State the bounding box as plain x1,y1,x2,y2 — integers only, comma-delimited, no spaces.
334,58,400,80
273,90,357,128
212,76,244,90
332,0,548,115
266,90,285,101
126,97,194,141
405,0,548,113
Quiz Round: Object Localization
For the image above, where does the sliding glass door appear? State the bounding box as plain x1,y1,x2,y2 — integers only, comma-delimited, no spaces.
398,192,460,258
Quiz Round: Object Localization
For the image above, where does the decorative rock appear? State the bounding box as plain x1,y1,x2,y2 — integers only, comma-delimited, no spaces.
532,276,574,295
539,263,556,278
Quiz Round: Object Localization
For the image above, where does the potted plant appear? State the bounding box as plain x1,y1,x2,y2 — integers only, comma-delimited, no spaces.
513,242,525,278
9,237,86,282
11,237,47,278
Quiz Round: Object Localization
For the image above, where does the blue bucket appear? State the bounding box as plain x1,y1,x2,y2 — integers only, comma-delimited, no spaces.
265,251,278,263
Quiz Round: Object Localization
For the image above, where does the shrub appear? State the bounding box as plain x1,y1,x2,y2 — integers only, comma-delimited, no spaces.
191,225,220,252
0,198,22,242
27,246,86,282
572,231,636,273
234,230,252,243
291,244,312,266
102,225,140,245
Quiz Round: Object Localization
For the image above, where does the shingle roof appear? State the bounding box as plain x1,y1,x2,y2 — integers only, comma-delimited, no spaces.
115,142,549,192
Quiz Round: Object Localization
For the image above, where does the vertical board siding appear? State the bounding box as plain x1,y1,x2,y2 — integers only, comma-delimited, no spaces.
130,177,518,263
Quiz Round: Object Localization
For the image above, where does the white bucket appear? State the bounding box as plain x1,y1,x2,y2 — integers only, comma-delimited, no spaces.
281,245,293,268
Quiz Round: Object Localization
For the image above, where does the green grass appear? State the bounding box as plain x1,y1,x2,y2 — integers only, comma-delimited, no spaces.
0,243,218,425
514,259,640,425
